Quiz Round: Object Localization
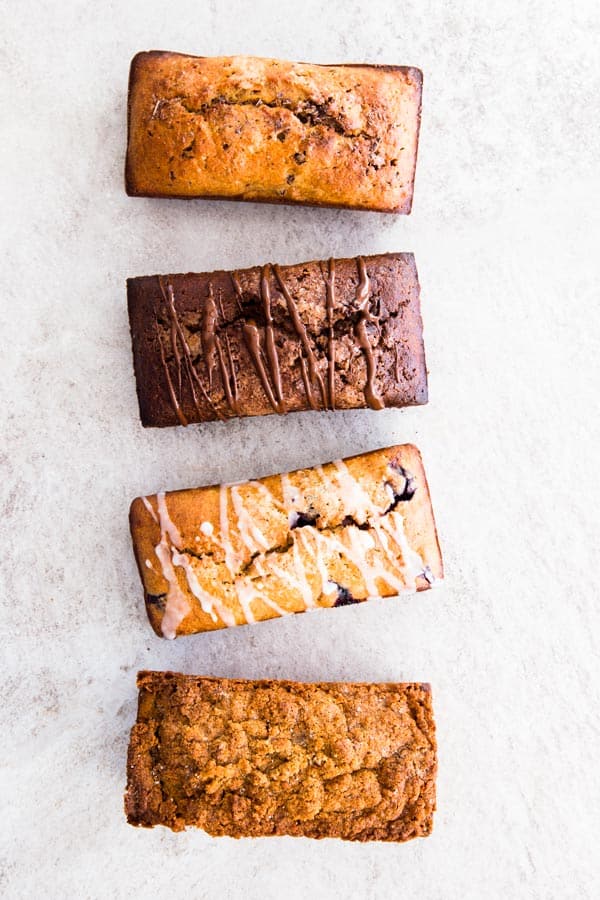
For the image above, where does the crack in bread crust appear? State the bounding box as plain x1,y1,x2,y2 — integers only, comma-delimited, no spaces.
177,96,376,143
130,445,443,638
126,53,422,212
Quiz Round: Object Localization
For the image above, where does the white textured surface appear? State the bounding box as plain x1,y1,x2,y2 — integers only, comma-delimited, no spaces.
2,1,600,897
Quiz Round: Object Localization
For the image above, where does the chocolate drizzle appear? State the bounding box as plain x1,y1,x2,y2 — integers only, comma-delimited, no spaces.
323,258,337,409
297,356,313,407
166,285,182,397
157,277,225,422
232,269,287,414
202,285,219,389
215,331,240,415
157,325,188,426
260,267,286,413
230,272,245,314
231,271,280,412
206,288,240,415
155,257,388,422
354,257,384,410
273,263,325,410
242,321,281,412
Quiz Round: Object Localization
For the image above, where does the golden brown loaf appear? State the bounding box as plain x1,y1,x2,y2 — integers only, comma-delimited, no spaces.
126,52,423,212
125,671,437,841
129,444,443,639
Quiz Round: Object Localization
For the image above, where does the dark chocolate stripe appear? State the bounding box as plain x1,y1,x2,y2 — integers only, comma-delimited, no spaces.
323,258,337,410
215,336,238,414
156,326,188,426
298,355,313,408
157,277,225,421
273,263,324,410
231,271,283,414
202,285,219,389
242,322,280,412
353,258,384,411
260,267,286,413
224,334,239,411
213,292,240,415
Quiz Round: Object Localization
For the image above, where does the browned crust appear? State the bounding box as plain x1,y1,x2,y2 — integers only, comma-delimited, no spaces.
129,443,443,638
125,671,437,840
125,52,422,212
129,505,163,637
127,252,427,428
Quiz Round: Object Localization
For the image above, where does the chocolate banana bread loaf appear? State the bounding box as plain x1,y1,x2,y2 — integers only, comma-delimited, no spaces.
125,671,437,841
126,52,423,212
129,444,443,639
127,253,427,427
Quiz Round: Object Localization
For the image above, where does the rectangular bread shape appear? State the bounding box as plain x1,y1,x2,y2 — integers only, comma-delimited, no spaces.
126,51,422,212
127,252,427,427
125,671,437,841
129,444,443,639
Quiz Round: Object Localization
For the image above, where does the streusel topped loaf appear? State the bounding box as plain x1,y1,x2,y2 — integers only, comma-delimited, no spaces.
129,444,443,639
126,52,422,212
125,672,437,841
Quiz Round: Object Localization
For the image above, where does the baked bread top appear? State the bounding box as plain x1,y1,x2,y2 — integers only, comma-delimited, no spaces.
127,253,427,426
126,52,422,212
125,671,437,840
129,444,443,638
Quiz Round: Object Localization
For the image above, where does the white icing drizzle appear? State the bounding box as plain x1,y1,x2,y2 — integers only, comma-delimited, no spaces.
330,459,376,521
378,510,432,583
250,545,314,611
260,595,292,618
245,560,291,617
344,527,380,594
250,480,286,513
171,549,235,627
215,487,258,623
153,539,190,640
143,458,438,636
295,525,353,596
230,484,271,554
280,472,309,527
219,484,243,575
156,491,182,546
323,460,433,590
145,559,153,569
141,496,159,524
233,579,257,623
280,472,294,508
369,519,410,589
147,490,234,636
258,587,289,618
297,526,331,594
290,498,421,599
315,466,328,488
292,540,315,608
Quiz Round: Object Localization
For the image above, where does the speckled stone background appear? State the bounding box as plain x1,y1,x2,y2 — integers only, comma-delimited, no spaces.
2,1,599,897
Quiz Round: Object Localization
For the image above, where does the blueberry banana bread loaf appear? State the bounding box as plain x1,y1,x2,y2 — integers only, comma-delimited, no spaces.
126,52,422,212
125,671,437,841
127,253,427,427
129,444,443,639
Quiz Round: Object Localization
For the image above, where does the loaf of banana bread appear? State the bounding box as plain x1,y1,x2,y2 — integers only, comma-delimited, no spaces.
125,671,437,841
126,52,422,212
129,444,443,639
127,253,427,427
